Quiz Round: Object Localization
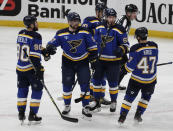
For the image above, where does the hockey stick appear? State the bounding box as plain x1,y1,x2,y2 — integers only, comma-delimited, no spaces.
157,62,172,66
74,29,111,103
74,69,95,103
23,49,78,123
57,79,78,101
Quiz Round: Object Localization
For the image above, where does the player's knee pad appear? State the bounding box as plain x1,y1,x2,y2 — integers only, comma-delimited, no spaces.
126,87,139,98
62,76,75,86
141,94,152,101
31,81,43,91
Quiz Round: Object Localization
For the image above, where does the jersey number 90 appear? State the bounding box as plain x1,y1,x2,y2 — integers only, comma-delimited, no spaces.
17,44,30,62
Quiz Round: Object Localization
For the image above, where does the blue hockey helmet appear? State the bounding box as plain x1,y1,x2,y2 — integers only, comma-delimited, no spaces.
67,12,81,22
23,15,37,28
95,3,106,11
135,27,148,40
105,8,117,17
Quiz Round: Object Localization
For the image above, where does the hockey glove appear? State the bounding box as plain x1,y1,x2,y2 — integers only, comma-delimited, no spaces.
90,57,99,70
46,44,57,55
35,65,45,80
42,47,51,61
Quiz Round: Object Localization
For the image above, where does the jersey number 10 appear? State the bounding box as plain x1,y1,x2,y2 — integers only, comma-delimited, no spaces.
137,56,156,74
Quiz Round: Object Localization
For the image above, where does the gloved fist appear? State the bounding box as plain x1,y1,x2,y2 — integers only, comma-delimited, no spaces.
90,57,99,70
35,66,44,80
41,48,51,61
46,44,57,55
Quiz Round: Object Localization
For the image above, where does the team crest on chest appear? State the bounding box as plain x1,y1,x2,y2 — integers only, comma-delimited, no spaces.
67,39,83,53
101,35,114,44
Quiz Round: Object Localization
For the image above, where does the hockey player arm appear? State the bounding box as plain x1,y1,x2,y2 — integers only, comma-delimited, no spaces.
42,33,61,61
29,38,44,80
115,31,129,57
86,32,98,69
124,50,138,73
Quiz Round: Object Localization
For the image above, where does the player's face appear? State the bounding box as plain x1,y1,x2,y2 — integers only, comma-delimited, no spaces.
34,21,38,31
96,10,104,19
69,20,80,30
30,21,38,31
128,12,138,20
106,16,116,26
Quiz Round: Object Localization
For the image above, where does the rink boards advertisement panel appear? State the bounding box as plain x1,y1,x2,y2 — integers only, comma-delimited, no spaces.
0,0,172,38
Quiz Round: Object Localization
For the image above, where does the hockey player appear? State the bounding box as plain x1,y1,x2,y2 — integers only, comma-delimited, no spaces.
90,8,129,112
118,27,158,124
82,3,111,105
43,12,98,118
16,15,44,124
117,4,138,90
82,3,106,35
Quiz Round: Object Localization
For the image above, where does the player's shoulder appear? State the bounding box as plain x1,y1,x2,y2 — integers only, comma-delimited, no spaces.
147,41,158,48
56,28,69,36
112,24,127,34
95,21,105,29
18,29,42,40
130,41,158,52
84,16,98,22
78,26,90,34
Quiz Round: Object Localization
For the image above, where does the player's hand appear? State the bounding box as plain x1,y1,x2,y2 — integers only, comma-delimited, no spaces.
115,46,124,57
90,57,99,70
35,66,44,80
41,47,51,61
46,44,57,55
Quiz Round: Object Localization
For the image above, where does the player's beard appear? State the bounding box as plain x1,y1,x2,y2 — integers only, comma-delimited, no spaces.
107,21,115,27
33,26,38,31
70,24,79,30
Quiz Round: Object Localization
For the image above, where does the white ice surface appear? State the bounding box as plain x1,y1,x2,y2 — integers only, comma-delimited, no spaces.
0,26,173,131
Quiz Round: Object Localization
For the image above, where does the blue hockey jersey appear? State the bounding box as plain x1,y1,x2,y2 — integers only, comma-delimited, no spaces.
125,41,158,84
16,30,42,72
94,22,129,61
82,16,101,36
47,27,97,62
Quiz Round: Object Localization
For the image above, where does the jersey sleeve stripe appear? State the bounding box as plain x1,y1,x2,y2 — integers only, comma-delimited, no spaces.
125,64,133,73
79,31,89,34
136,46,157,52
96,25,105,30
58,32,70,36
112,28,123,34
90,20,99,23
18,34,33,39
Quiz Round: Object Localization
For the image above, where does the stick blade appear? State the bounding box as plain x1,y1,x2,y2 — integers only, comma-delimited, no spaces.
61,115,78,123
74,97,82,103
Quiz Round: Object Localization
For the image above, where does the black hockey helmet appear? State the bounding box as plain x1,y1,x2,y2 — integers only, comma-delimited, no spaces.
125,4,138,13
23,15,37,28
95,3,106,11
135,27,148,40
67,12,81,22
105,8,117,17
